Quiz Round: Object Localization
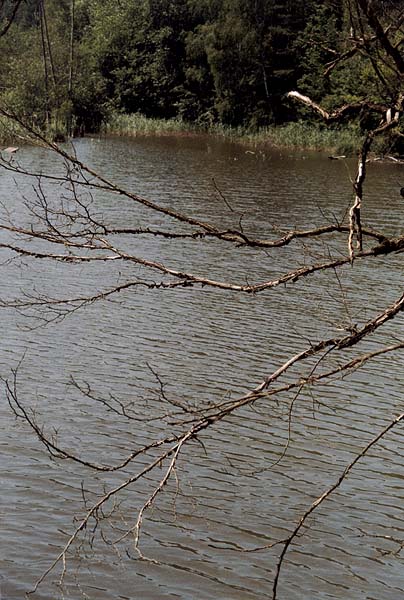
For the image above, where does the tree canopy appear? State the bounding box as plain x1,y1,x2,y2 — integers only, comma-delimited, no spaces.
0,0,402,146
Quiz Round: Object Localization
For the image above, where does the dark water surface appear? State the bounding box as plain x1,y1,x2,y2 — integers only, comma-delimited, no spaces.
0,135,403,600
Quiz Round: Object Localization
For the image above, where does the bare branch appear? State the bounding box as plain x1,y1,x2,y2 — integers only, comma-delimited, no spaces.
357,0,404,74
287,91,387,122
288,89,404,259
272,411,404,599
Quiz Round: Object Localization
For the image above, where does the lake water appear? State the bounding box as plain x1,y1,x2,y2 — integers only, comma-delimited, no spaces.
0,134,403,600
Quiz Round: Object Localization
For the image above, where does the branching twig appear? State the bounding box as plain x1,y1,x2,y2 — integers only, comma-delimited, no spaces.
271,411,404,599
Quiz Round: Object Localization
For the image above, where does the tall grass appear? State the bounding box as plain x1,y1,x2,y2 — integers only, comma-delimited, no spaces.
211,121,361,154
0,114,28,144
103,112,362,154
101,112,193,136
260,121,362,154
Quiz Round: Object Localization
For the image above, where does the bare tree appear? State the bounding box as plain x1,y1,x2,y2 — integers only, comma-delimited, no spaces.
0,1,403,598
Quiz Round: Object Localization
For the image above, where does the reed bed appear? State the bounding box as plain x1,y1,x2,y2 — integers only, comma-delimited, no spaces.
103,112,362,154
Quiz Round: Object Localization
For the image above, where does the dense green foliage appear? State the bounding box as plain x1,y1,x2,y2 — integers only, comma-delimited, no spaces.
0,0,402,148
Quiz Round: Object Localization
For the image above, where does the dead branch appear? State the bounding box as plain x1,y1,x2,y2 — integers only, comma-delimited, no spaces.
288,89,403,259
0,212,389,248
20,321,403,592
287,92,387,122
357,0,404,74
271,411,404,599
5,368,180,473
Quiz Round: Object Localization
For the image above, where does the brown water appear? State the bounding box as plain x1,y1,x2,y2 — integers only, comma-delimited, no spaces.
0,135,403,600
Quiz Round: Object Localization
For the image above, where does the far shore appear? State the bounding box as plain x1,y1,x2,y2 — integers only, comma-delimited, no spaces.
2,112,403,159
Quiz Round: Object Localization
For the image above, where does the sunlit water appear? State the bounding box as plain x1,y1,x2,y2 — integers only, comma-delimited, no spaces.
0,135,403,600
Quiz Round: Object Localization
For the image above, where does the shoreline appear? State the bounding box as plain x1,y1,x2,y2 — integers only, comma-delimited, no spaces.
100,113,363,155
2,112,402,160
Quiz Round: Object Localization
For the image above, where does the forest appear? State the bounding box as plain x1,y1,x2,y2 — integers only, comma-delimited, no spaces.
0,0,403,152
